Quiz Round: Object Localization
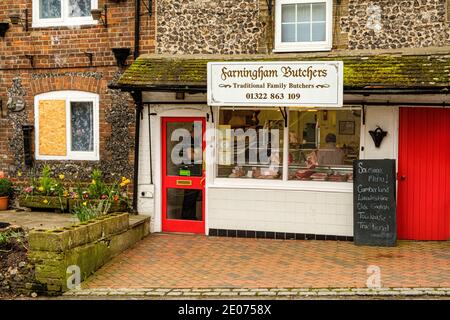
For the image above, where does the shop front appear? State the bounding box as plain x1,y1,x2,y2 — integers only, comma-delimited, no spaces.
112,53,450,242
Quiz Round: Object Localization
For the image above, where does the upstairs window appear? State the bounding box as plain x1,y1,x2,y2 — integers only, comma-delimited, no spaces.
33,0,98,27
274,0,332,52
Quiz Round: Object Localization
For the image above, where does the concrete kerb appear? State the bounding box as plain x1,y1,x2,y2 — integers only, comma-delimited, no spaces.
63,287,450,298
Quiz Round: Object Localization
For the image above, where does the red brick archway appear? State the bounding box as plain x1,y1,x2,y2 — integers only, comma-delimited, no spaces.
30,75,105,96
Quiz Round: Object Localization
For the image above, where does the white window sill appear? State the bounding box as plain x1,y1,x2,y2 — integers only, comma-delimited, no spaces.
209,178,353,193
32,20,98,29
272,46,332,53
35,155,100,161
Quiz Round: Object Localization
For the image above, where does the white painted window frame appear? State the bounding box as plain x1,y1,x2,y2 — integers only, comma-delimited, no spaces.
211,106,362,193
34,90,100,161
32,0,98,28
274,0,333,52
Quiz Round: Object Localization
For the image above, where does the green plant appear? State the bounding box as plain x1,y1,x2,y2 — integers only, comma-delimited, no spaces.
87,169,109,199
0,230,25,249
72,199,112,222
20,166,67,211
35,166,64,197
71,170,130,205
0,178,13,197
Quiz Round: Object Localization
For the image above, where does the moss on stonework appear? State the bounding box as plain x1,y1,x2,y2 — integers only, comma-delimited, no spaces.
118,54,450,89
27,213,148,295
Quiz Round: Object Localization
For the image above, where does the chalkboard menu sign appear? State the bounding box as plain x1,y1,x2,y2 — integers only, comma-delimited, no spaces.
353,160,397,247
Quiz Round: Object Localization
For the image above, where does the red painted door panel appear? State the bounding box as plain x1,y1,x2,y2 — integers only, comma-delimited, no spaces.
161,117,206,234
398,108,450,240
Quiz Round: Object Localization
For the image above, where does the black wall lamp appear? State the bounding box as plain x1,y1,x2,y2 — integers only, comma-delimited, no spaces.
9,9,28,32
0,22,10,38
112,48,131,67
142,0,153,16
84,51,94,66
369,126,388,148
266,0,273,15
25,54,35,68
91,5,108,27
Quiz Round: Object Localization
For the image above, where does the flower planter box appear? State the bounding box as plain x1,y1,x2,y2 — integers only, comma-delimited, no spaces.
28,213,150,295
18,195,68,212
68,199,128,213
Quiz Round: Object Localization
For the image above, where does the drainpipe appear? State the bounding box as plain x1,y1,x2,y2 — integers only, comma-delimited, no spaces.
134,0,140,59
131,91,143,214
147,104,154,185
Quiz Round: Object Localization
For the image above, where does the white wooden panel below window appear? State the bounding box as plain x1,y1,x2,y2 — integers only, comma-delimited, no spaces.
207,188,353,236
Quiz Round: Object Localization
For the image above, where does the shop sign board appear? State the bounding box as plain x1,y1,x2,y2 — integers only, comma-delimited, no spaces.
353,159,397,247
207,61,343,107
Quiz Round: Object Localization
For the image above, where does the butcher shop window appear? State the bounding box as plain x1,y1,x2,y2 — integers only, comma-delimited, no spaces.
217,109,284,180
33,0,98,28
288,109,360,182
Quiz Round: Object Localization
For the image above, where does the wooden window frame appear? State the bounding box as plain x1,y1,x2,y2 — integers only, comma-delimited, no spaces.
32,0,98,28
274,0,333,53
34,90,100,161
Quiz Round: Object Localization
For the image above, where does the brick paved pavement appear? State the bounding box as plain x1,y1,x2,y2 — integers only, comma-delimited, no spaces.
82,233,450,289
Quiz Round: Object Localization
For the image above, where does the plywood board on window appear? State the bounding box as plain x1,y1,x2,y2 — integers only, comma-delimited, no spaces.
39,100,67,156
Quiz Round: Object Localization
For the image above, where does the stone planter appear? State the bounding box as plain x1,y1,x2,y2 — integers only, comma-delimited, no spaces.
18,195,68,212
28,213,149,295
0,196,8,210
68,199,128,213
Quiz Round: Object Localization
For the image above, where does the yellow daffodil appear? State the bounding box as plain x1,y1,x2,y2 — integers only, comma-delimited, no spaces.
119,182,126,187
63,191,68,197
17,171,22,177
59,174,65,180
43,199,48,204
82,201,87,206
121,176,127,181
38,186,44,192
91,179,96,185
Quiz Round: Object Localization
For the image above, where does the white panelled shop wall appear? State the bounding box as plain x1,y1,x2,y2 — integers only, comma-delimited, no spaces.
208,188,354,236
361,107,399,160
137,105,155,230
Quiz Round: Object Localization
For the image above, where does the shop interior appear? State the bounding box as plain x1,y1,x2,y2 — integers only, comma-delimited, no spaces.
217,108,360,182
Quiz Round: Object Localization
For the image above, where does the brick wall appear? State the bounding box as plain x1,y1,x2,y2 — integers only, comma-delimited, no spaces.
0,0,156,182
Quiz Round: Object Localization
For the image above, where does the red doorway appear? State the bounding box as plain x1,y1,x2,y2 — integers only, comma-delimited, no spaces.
397,107,450,240
161,117,206,234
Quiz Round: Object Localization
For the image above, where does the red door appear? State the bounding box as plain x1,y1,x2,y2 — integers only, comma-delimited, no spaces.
162,117,206,234
397,107,450,240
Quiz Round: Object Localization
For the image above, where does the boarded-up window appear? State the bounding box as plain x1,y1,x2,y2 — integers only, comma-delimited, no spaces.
35,91,99,160
38,100,67,156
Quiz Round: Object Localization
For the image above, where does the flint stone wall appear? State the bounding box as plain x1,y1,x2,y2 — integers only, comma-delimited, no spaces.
156,0,265,54
342,0,450,49
156,0,450,54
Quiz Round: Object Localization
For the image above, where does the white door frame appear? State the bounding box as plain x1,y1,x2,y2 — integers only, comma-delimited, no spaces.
150,104,210,234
